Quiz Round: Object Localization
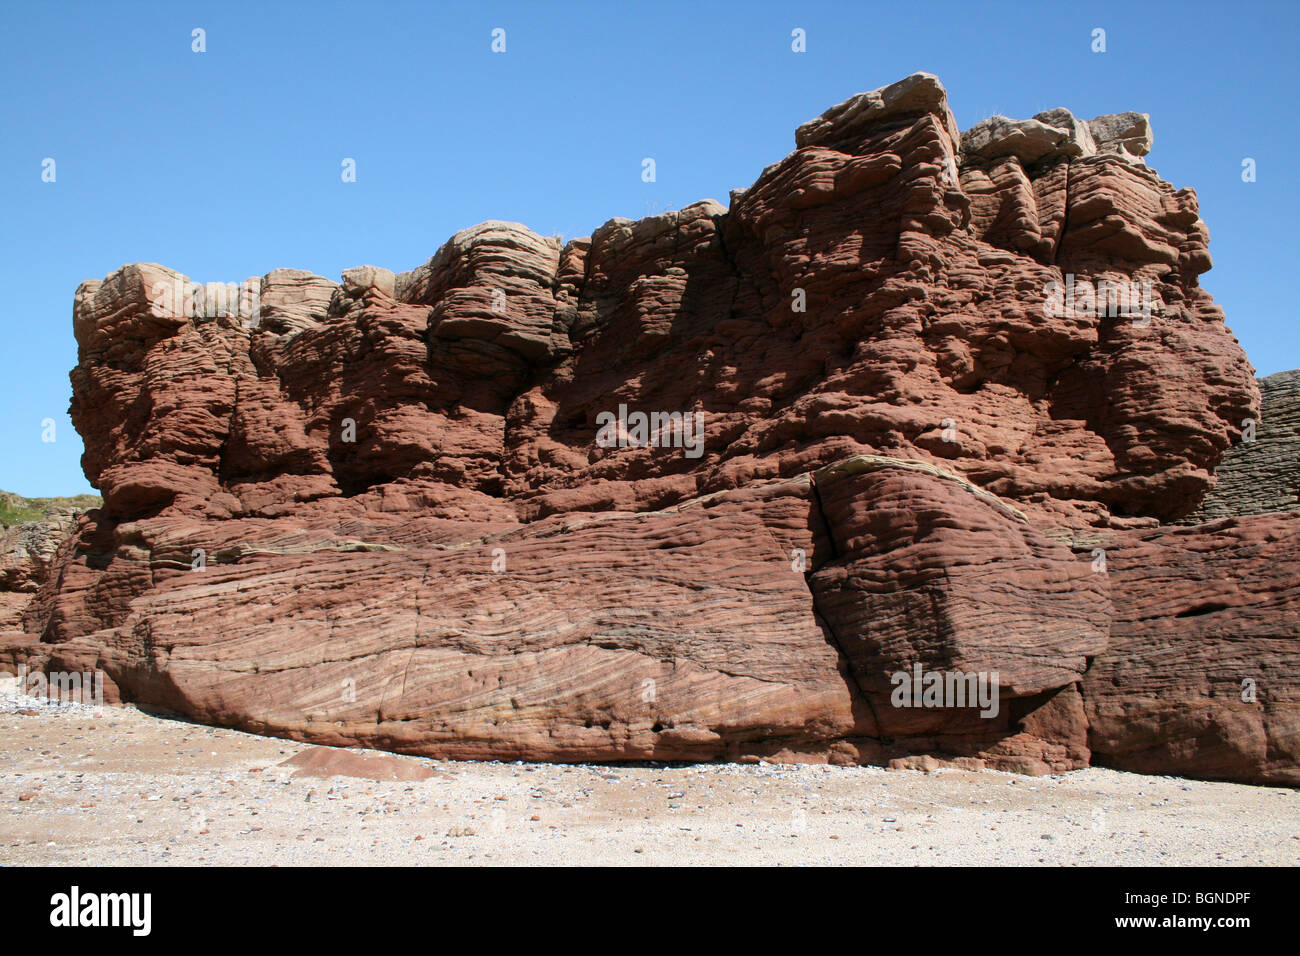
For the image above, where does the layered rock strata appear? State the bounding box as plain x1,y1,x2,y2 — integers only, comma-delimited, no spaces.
3,74,1294,783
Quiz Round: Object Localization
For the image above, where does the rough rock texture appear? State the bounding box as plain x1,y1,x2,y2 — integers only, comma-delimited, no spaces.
1082,515,1300,786
962,109,1153,167
0,492,99,633
4,74,1295,783
1185,369,1300,522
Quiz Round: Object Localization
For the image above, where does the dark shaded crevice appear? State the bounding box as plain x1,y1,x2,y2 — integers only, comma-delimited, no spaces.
1174,601,1231,618
807,473,839,564
805,473,883,737
1051,158,1073,267
710,212,745,327
214,377,241,487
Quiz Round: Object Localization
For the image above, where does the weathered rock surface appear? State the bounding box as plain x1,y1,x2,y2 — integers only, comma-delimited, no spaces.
3,74,1295,783
1185,369,1300,522
962,109,1152,167
0,492,99,633
1083,515,1300,785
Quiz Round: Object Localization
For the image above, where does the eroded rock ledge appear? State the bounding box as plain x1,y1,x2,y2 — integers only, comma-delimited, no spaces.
3,74,1295,784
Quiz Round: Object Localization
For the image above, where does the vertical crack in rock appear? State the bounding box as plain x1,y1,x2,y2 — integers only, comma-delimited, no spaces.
1052,157,1072,267
806,469,885,738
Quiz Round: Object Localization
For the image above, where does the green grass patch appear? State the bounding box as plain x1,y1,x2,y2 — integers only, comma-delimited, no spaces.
0,492,101,528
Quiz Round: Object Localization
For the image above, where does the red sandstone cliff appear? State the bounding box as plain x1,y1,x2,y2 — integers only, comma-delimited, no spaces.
3,74,1294,784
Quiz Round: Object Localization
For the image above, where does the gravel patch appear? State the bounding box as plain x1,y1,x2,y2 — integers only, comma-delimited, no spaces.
2,681,1295,866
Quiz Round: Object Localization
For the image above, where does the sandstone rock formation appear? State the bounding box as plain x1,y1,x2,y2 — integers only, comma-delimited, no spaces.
3,73,1295,784
1082,514,1300,785
1185,369,1300,522
0,492,99,634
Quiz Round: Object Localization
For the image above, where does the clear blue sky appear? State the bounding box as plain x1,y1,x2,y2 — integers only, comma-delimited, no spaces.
2,0,1295,496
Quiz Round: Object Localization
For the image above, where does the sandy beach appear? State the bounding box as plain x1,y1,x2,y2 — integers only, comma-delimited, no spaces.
2,683,1295,867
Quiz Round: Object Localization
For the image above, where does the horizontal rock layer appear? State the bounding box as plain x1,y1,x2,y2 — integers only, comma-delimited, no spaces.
1184,369,1300,522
